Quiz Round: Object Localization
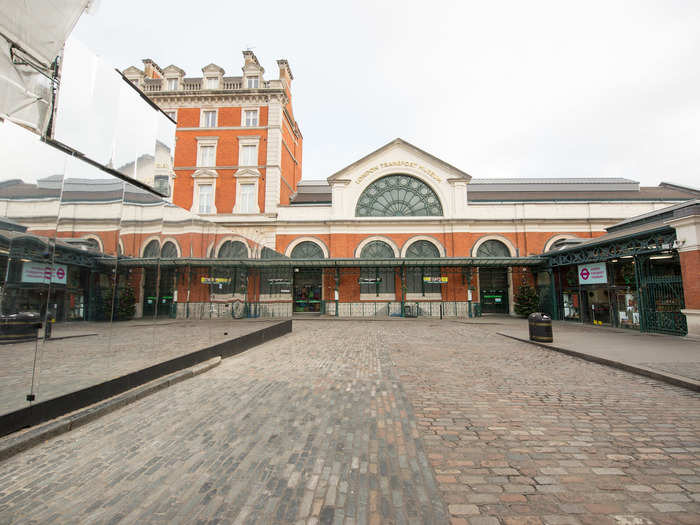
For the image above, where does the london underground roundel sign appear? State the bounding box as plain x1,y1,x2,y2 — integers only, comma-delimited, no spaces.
577,262,607,285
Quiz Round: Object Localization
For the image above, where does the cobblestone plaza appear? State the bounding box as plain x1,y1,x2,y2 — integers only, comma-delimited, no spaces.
1,320,699,524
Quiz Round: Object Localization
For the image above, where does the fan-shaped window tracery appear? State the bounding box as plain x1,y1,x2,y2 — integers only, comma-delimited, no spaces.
218,240,248,259
160,241,178,258
290,241,325,259
476,239,511,258
405,240,440,258
360,240,395,259
355,175,443,217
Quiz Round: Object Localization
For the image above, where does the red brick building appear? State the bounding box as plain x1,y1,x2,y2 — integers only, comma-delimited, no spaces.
123,51,302,222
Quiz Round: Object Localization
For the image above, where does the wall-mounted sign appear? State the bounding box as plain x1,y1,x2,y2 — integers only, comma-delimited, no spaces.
358,278,382,284
201,277,231,284
21,262,68,285
268,279,291,286
577,262,608,285
423,276,448,284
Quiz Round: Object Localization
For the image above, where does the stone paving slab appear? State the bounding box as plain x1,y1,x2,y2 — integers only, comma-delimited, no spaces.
0,319,279,417
490,315,700,387
0,320,698,524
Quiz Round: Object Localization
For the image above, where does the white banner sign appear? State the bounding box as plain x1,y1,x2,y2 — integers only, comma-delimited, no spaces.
21,262,68,285
577,262,608,285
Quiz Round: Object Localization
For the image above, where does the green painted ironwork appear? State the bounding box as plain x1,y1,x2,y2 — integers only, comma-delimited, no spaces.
547,227,677,267
476,239,510,258
218,240,248,259
636,255,687,336
290,241,325,259
355,175,443,217
360,241,395,296
405,240,440,258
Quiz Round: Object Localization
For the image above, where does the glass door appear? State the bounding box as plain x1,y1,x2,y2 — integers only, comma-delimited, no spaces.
293,269,322,313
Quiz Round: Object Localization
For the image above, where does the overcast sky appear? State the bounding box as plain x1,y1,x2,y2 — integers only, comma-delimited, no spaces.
72,0,700,187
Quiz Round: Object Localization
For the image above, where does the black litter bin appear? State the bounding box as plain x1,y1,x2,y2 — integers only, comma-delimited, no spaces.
528,312,553,342
0,312,42,344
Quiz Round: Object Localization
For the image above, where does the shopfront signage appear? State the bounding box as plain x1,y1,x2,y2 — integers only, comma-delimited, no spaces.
423,276,448,284
577,262,607,285
21,262,67,285
201,277,231,284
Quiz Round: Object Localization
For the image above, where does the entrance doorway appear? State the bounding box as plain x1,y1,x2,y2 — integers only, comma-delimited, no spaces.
293,268,322,314
479,268,509,314
143,268,176,318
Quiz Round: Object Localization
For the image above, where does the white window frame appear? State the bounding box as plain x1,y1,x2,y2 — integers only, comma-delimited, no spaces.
233,170,260,214
166,77,178,91
164,109,177,123
197,183,214,214
200,109,217,128
205,76,219,89
191,168,218,215
196,136,219,167
233,136,261,214
242,108,259,127
237,135,260,168
246,76,259,89
238,183,257,213
239,144,258,167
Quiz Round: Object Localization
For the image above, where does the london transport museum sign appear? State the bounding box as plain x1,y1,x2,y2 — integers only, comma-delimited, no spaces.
577,262,608,285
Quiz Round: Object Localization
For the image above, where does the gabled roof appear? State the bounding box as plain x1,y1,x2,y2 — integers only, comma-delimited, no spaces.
122,66,143,76
327,138,471,182
202,63,225,74
163,64,186,76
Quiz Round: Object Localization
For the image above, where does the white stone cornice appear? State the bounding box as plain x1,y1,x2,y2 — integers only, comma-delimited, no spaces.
149,91,288,108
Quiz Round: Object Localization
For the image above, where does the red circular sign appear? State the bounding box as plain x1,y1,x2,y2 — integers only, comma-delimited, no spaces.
56,267,65,280
580,268,590,280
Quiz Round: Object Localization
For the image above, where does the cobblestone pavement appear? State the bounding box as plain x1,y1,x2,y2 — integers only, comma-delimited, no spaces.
391,320,700,525
0,320,699,524
0,319,279,416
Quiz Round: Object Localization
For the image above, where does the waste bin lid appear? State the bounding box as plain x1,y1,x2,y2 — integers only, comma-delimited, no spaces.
528,312,551,321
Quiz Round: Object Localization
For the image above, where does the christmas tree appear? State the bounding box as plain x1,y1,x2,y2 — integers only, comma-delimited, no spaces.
514,281,540,317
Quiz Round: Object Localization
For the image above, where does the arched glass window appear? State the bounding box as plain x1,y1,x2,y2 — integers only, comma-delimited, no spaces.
476,239,511,258
84,237,100,251
160,241,178,258
405,240,441,295
359,240,395,296
143,240,160,258
290,241,324,259
360,240,395,259
218,240,248,259
405,240,440,258
355,175,443,217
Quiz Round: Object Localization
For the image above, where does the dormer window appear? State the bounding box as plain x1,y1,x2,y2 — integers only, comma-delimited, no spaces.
206,77,218,89
247,76,259,89
167,78,178,90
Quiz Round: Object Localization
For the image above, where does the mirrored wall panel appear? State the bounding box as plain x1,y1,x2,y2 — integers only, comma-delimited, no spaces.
52,37,175,195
